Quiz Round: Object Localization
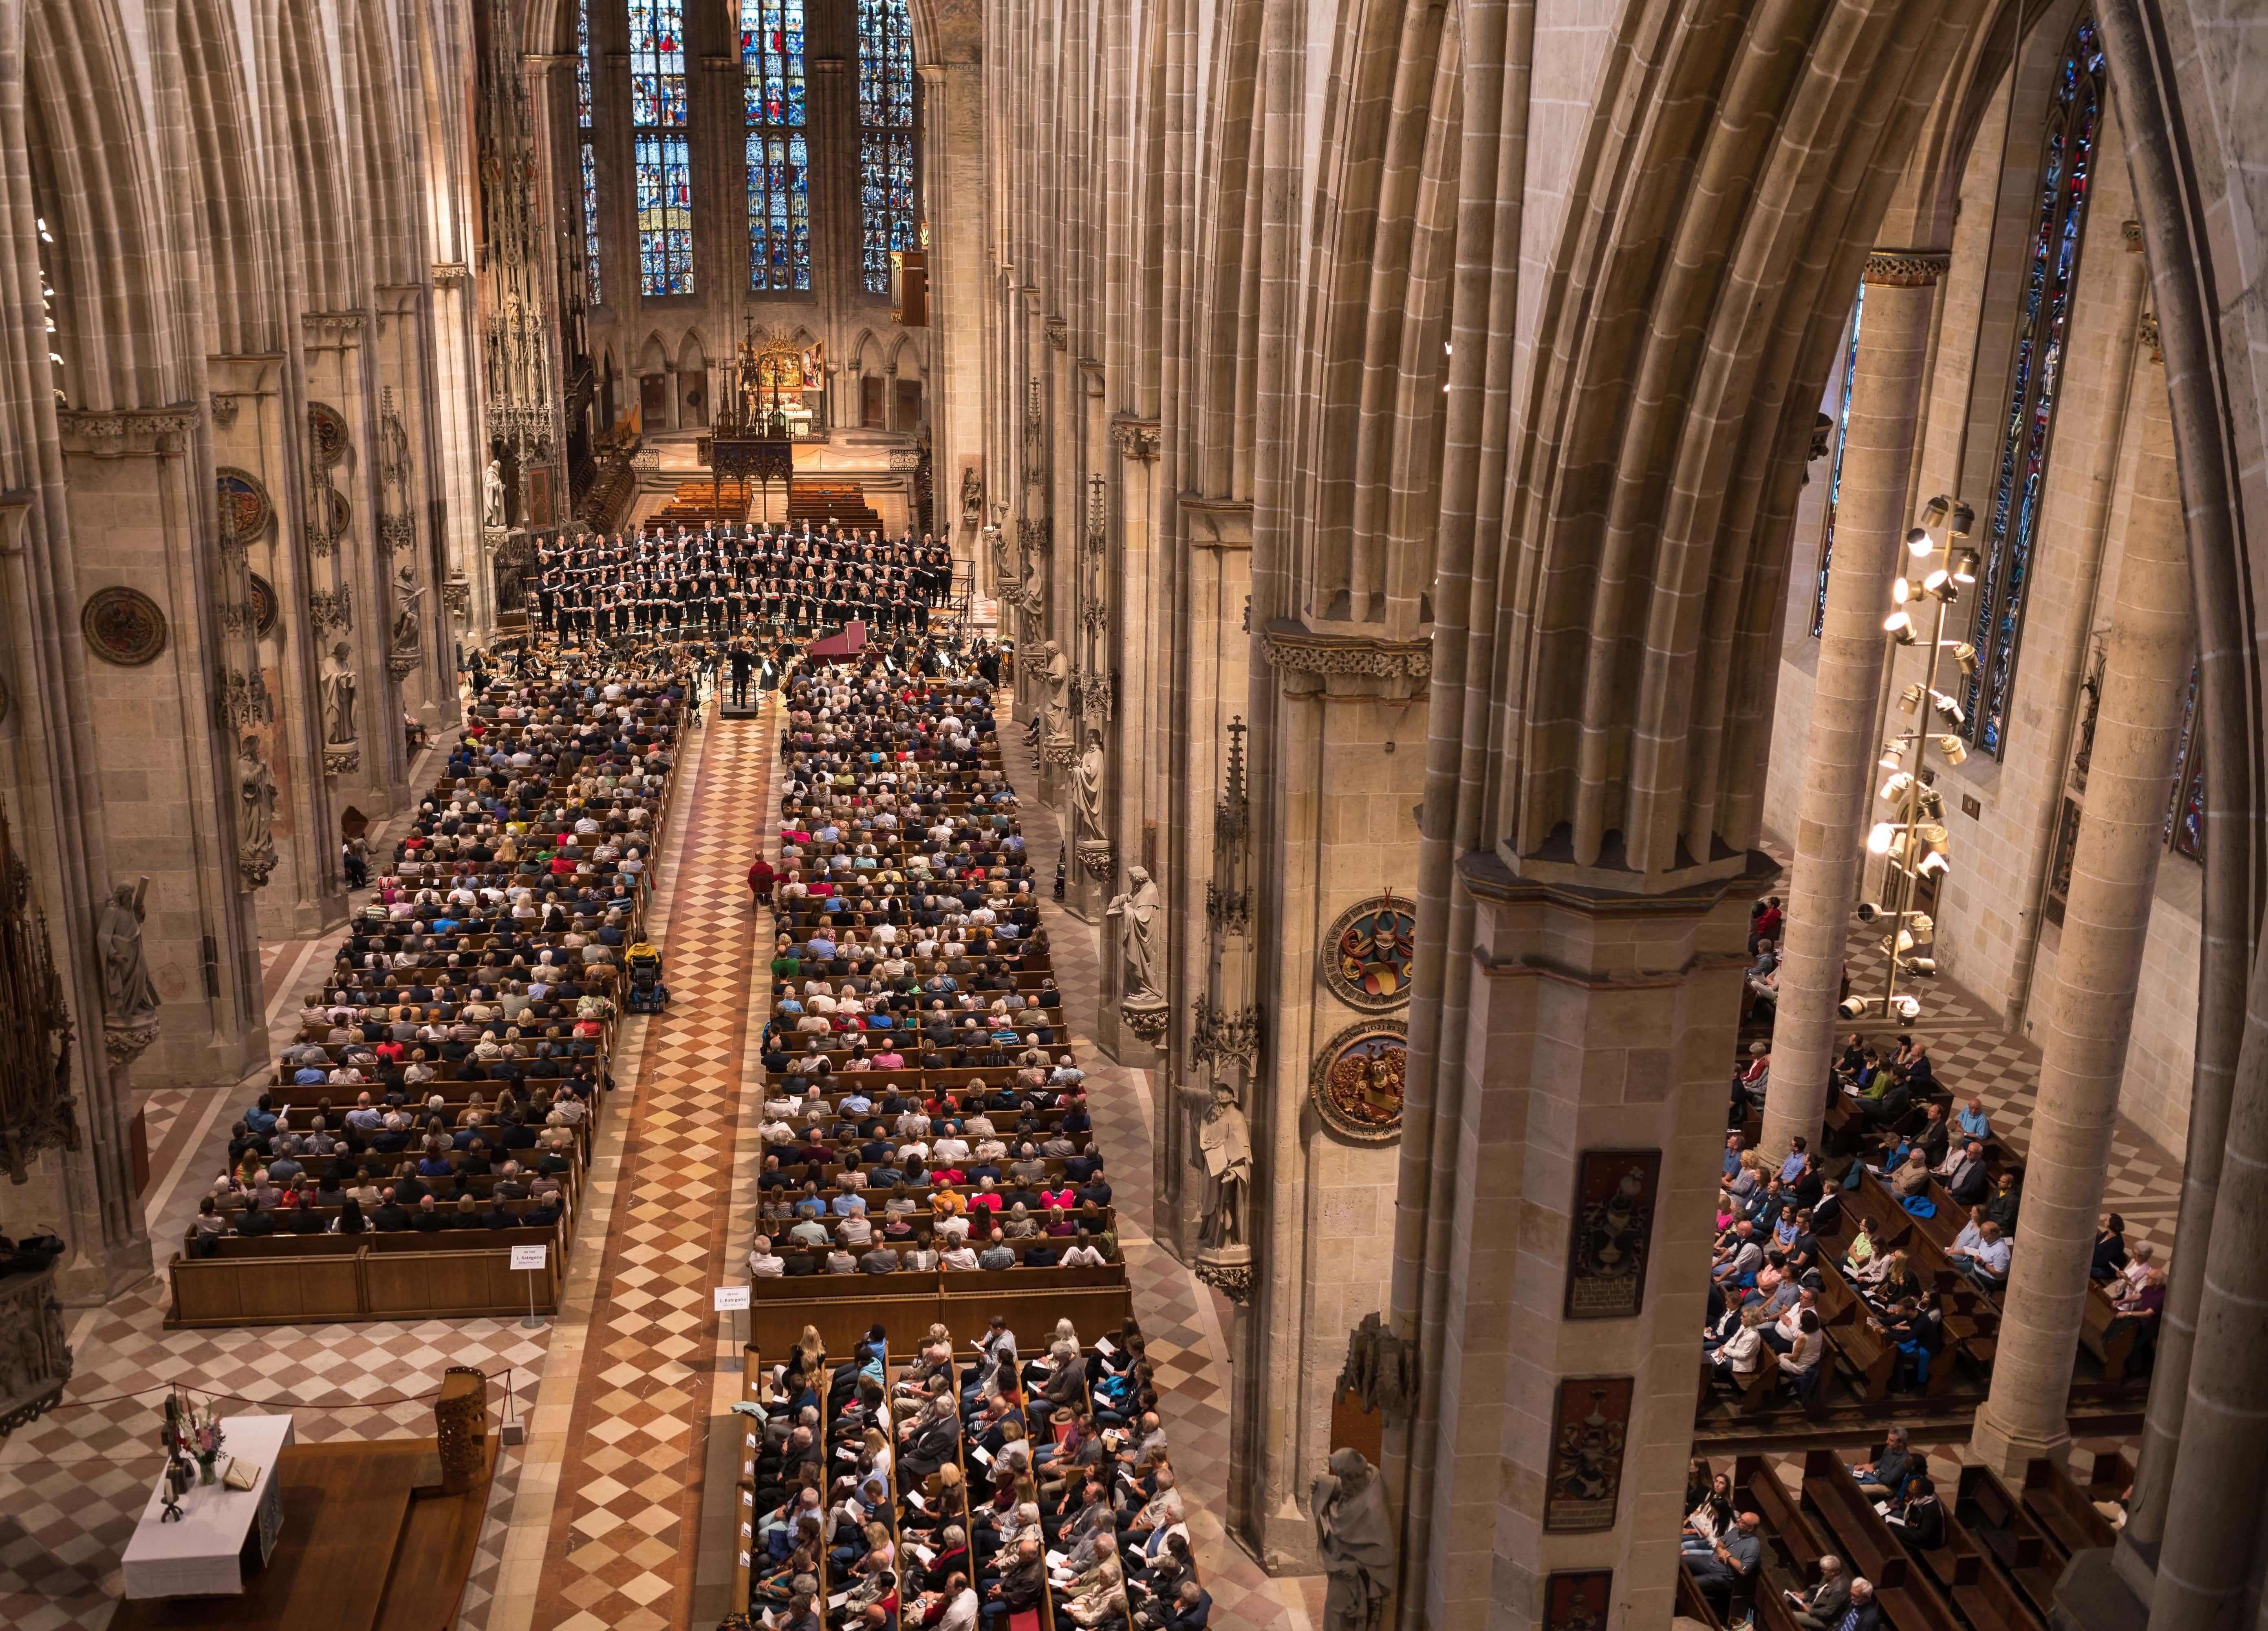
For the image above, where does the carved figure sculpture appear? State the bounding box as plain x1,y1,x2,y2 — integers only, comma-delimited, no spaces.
1174,1080,1251,1249
483,457,505,527
961,464,983,524
320,641,358,745
1072,730,1106,840
1041,641,1069,743
1310,1448,1395,1631
1107,865,1162,1004
96,881,161,1029
391,566,428,652
236,737,277,860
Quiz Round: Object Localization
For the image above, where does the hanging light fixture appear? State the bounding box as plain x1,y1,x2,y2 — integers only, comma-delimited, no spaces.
1853,495,1971,1023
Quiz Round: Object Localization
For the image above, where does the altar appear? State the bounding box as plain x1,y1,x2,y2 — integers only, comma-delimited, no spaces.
121,1413,295,1599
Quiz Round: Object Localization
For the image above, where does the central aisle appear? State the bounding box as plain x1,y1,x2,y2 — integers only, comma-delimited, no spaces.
508,699,773,1631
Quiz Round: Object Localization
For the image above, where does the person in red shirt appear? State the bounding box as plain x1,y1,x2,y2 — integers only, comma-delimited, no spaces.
748,856,776,905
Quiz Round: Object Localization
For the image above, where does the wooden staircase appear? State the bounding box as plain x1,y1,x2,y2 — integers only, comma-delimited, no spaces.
641,477,750,533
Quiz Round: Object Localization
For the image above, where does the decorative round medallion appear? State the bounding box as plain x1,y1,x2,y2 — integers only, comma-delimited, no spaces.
1321,893,1417,1011
81,586,169,667
248,573,279,638
308,402,350,467
214,467,273,543
1309,1019,1407,1144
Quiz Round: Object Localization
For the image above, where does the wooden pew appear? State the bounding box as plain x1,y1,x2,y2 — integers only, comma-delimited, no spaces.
1799,1450,1966,1631
1951,1465,2063,1621
2018,1459,2118,1556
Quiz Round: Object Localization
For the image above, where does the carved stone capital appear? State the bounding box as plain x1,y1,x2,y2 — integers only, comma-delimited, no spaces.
1261,619,1433,683
2122,219,2142,251
103,1020,160,1069
1076,839,1117,882
1193,1246,1254,1305
1862,249,1951,287
239,846,278,892
324,743,361,776
1120,998,1170,1042
302,310,369,346
1041,738,1077,767
210,393,241,430
432,262,472,288
1111,416,1162,461
55,403,203,458
1045,318,1067,352
441,575,472,615
387,650,421,679
2140,311,2162,361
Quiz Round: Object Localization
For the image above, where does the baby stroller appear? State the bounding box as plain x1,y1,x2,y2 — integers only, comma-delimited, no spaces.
624,941,670,1013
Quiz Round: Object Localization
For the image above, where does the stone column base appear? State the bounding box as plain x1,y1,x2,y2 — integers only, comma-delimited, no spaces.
2051,1546,2147,1631
1968,1403,2072,1481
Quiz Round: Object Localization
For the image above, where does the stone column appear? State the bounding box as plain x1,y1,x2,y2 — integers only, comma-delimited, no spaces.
1412,853,1769,1627
1762,249,1946,1158
1970,318,2191,1475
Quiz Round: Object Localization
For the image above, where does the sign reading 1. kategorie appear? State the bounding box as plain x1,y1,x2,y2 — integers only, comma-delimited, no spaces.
509,1244,549,1272
713,1285,751,1312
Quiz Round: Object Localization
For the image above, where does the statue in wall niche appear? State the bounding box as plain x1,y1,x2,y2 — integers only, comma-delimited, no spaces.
1311,1448,1395,1631
236,736,277,862
1106,865,1162,1004
483,458,505,528
960,464,983,525
1174,1079,1250,1250
391,565,428,652
96,879,161,1031
1072,730,1106,840
320,641,358,745
1041,640,1069,742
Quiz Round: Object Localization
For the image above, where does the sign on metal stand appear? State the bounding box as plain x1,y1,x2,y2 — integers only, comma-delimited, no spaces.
511,1243,549,1330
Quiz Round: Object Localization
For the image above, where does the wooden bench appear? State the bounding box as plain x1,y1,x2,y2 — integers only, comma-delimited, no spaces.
1952,1464,2062,1620
166,1226,564,1326
2018,1458,2118,1556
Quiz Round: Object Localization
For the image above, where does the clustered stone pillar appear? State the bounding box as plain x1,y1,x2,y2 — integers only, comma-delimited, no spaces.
1969,321,2191,1476
1763,249,1947,1159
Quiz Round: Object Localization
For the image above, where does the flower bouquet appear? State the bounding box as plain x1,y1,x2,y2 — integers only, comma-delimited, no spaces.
163,1389,227,1485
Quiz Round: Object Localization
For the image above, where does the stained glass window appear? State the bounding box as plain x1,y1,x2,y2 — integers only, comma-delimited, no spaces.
630,0,692,296
857,0,915,294
1812,283,1865,637
1964,13,2104,756
743,0,809,291
577,0,601,306
2166,662,2205,859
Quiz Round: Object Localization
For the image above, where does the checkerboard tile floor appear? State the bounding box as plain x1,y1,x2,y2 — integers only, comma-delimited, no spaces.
525,708,771,1631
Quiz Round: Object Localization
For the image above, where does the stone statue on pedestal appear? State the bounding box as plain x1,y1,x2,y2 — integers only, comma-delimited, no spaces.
236,737,277,887
1041,641,1069,743
95,880,161,1032
1311,1448,1395,1631
483,458,505,528
1174,1080,1251,1249
320,641,358,745
1106,865,1161,1004
390,565,428,652
1072,730,1106,840
961,464,983,525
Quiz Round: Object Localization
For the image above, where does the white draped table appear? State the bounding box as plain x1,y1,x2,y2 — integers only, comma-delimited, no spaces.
119,1413,295,1598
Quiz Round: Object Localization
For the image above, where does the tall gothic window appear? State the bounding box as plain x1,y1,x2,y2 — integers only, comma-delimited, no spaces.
1812,283,1866,637
630,0,693,296
2166,664,2205,859
857,0,914,294
743,0,809,291
578,0,601,305
1964,14,2105,756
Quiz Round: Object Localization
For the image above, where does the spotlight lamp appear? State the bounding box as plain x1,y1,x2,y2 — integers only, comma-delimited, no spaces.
1858,496,1974,1024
